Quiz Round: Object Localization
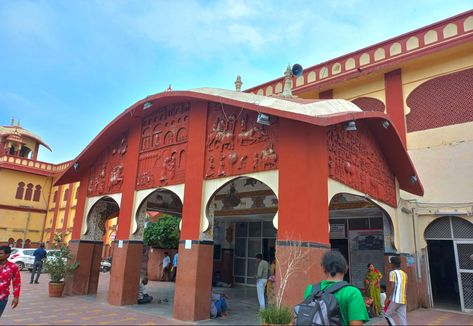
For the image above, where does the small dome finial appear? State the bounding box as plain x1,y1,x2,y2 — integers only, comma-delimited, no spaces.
11,116,14,126
166,84,172,92
282,65,293,97
235,75,242,92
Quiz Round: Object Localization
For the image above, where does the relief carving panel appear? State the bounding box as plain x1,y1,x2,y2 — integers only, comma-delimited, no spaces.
136,103,190,189
205,103,279,179
87,133,128,196
327,123,396,207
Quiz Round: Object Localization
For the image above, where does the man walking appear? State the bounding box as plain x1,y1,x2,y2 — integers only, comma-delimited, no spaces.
30,243,47,284
0,246,21,317
161,252,171,281
384,256,408,325
255,253,269,311
172,252,178,282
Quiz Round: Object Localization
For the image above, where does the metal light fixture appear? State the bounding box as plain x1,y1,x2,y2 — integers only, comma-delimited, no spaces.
143,101,153,110
344,121,357,131
410,175,418,184
73,162,80,171
257,113,271,126
382,120,390,129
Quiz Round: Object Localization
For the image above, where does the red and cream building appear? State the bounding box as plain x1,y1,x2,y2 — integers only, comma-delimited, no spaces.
54,9,473,319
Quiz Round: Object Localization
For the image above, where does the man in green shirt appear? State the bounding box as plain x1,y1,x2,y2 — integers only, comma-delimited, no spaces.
303,251,369,326
255,253,269,310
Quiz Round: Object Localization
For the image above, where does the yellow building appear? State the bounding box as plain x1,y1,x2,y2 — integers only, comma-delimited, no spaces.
0,118,77,248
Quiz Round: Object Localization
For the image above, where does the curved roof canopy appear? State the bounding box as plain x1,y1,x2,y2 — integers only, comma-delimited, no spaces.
0,125,52,151
56,88,423,196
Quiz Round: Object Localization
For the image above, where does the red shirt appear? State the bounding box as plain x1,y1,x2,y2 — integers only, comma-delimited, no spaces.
0,261,21,301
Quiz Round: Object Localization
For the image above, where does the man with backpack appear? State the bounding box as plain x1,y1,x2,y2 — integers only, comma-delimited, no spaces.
295,250,368,325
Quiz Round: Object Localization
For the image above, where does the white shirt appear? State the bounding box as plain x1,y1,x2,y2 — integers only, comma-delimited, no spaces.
163,256,171,269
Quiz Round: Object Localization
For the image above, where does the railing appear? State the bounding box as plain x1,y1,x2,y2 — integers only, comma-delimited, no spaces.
0,155,72,175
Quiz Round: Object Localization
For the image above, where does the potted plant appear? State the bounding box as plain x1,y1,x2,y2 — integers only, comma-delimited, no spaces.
258,304,292,326
42,234,79,297
143,214,180,280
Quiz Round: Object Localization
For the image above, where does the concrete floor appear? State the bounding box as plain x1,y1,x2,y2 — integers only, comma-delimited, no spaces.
94,272,261,325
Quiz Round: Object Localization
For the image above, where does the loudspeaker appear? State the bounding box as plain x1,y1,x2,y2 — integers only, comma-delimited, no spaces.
291,64,303,77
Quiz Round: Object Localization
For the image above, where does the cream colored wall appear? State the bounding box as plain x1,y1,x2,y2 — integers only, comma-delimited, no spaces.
332,74,386,106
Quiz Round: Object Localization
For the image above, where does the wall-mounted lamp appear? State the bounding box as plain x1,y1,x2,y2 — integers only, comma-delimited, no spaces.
382,120,390,129
344,121,357,131
257,113,271,126
73,162,80,172
143,101,153,110
410,175,417,184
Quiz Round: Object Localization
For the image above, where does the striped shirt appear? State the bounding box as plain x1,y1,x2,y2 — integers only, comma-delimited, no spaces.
389,269,407,304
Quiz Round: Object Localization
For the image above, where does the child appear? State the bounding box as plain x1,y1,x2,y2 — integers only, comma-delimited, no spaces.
364,297,375,318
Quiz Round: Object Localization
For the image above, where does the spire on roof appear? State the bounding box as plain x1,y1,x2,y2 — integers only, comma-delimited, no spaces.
11,116,14,126
282,65,293,97
166,84,173,92
235,75,242,92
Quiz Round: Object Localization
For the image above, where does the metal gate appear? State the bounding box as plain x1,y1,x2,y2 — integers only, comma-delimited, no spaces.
454,241,473,312
425,216,473,312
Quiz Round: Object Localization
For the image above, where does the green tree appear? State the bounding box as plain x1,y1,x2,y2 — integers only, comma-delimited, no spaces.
143,214,180,249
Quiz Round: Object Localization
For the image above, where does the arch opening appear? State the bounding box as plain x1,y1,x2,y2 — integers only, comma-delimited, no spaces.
206,176,278,287
424,216,473,312
329,193,395,288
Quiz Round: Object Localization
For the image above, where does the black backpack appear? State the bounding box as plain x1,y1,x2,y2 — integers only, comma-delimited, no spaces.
294,281,349,326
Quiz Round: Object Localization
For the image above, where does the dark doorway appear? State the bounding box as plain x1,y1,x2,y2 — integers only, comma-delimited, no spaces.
330,239,350,282
427,240,461,310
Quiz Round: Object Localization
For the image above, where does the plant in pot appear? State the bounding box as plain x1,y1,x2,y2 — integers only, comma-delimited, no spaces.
42,234,79,297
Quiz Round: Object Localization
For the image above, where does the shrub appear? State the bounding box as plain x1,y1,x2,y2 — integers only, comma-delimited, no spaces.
258,304,292,325
143,214,180,249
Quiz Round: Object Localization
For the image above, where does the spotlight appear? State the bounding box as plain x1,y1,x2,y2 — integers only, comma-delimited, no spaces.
344,121,357,131
410,175,418,184
257,113,271,126
143,101,153,110
382,120,390,129
73,162,80,171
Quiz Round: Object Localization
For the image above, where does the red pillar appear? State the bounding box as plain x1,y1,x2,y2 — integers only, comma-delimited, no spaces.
173,101,213,321
277,120,330,308
385,69,407,147
108,119,143,306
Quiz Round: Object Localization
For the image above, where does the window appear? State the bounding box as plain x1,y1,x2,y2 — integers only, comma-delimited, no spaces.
53,190,58,203
33,185,41,201
24,183,33,200
15,182,25,199
63,189,69,201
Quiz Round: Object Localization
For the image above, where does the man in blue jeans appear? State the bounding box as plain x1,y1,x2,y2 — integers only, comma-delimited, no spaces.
31,243,47,284
0,246,21,317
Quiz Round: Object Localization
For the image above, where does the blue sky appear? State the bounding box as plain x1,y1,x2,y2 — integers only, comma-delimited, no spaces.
1,0,472,163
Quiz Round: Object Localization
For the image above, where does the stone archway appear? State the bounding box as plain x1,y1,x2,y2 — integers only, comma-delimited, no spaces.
203,176,278,322
329,192,395,287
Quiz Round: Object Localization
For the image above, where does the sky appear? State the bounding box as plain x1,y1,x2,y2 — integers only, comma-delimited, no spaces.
0,1,472,163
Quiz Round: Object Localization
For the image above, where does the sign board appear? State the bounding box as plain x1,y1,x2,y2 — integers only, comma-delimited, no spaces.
330,224,346,239
185,240,192,249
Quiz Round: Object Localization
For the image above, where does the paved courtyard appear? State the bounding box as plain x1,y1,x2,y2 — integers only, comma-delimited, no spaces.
1,271,472,325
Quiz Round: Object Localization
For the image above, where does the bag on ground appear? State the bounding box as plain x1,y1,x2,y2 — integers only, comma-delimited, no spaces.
294,281,349,326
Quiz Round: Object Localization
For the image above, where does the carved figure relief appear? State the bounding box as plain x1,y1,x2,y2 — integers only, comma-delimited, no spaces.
136,103,189,189
87,133,128,196
327,123,396,207
205,103,279,179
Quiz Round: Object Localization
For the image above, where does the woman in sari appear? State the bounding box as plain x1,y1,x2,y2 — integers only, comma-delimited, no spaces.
364,263,382,316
